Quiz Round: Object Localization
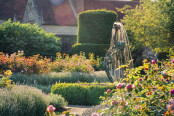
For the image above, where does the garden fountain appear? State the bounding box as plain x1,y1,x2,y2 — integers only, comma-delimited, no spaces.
104,22,133,82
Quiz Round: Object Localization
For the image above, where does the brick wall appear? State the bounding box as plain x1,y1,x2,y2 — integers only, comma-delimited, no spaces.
77,0,84,13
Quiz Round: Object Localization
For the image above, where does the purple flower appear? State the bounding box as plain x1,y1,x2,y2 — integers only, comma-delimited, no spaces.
166,79,169,82
117,83,123,89
151,60,156,64
126,84,133,92
145,76,148,79
170,89,174,97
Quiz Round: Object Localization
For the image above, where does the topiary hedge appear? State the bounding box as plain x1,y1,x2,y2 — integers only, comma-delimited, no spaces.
71,9,117,57
51,83,115,105
77,9,117,44
0,20,61,57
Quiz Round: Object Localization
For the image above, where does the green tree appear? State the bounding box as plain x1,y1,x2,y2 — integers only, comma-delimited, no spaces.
119,0,174,53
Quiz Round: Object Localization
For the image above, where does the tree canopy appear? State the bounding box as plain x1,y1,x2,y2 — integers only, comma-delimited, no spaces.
119,0,174,53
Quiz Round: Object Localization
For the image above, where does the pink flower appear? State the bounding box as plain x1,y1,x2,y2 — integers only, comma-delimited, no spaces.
139,78,142,82
172,59,174,63
126,84,133,92
170,89,174,97
151,60,156,64
138,83,142,87
145,76,148,79
135,105,139,110
117,83,123,89
47,105,56,112
111,100,118,105
166,79,169,82
92,113,100,116
144,68,149,70
107,89,111,93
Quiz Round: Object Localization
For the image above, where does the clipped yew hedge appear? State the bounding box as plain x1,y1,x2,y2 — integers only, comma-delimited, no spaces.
77,9,117,44
51,83,115,105
71,9,117,57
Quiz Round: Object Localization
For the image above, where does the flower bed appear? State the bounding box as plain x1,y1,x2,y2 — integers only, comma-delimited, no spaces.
93,56,174,115
0,51,102,74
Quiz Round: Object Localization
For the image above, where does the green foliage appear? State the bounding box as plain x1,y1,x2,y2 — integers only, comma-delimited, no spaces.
0,85,49,116
95,51,174,115
70,43,110,58
11,71,110,86
120,0,174,53
73,9,117,57
58,35,77,53
77,9,117,44
51,83,115,105
0,20,61,57
31,84,52,94
49,93,68,109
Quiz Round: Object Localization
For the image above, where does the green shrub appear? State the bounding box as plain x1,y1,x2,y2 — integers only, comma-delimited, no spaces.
0,20,61,57
11,71,110,85
0,85,49,116
70,44,110,57
71,9,117,57
51,83,115,105
31,84,52,94
49,93,68,109
77,9,117,44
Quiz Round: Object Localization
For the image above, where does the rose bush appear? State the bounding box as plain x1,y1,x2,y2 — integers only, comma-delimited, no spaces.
98,51,174,115
0,51,101,74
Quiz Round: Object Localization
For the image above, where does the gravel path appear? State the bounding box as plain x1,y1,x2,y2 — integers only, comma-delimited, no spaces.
58,105,92,116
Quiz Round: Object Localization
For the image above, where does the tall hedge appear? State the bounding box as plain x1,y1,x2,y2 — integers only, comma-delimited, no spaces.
71,9,117,57
0,20,61,57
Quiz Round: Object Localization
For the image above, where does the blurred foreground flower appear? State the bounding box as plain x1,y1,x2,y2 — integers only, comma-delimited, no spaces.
171,89,174,97
4,70,12,76
47,105,56,112
151,60,156,64
92,113,100,116
117,83,123,89
107,89,111,93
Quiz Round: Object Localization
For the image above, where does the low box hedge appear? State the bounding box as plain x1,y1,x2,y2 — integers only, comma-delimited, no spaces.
51,83,115,105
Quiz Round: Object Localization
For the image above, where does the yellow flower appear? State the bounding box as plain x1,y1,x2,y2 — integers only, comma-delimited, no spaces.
4,70,12,76
143,59,148,63
6,80,11,83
